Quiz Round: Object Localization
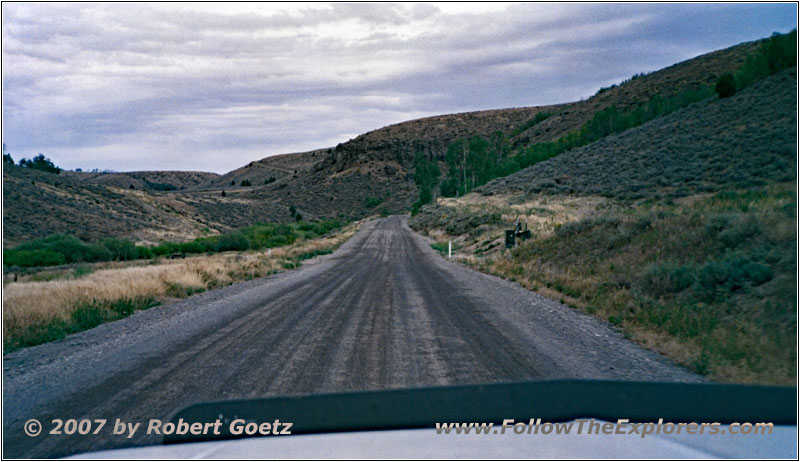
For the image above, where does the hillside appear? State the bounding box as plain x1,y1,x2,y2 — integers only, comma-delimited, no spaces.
192,149,326,190
509,39,760,149
2,166,213,247
61,170,219,191
480,68,797,199
410,67,797,384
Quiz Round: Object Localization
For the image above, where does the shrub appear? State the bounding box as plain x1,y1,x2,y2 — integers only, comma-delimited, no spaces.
215,231,250,252
717,216,761,248
136,246,154,259
151,243,176,256
365,196,382,208
3,249,66,267
176,240,211,254
240,179,251,187
715,73,736,98
100,238,138,261
639,264,695,297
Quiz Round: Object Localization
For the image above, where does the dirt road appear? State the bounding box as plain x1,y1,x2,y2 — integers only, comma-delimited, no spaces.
3,216,700,457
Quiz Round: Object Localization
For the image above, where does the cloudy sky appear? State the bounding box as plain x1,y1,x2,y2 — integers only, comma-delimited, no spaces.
2,3,796,173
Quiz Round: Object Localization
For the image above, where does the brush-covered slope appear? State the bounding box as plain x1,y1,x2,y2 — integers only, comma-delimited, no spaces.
480,68,797,199
167,107,557,229
61,170,219,191
510,39,760,148
2,166,212,247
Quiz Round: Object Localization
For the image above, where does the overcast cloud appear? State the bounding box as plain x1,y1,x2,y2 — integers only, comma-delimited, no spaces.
2,2,796,173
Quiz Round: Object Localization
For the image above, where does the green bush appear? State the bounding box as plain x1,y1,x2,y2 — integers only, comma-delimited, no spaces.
4,234,120,266
365,196,383,208
73,265,94,278
5,220,345,268
639,264,695,297
135,246,154,259
240,179,251,187
215,231,251,252
100,238,138,261
715,73,736,98
176,240,211,254
3,249,66,267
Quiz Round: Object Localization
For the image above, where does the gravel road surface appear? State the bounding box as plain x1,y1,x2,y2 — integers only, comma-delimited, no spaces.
3,216,700,457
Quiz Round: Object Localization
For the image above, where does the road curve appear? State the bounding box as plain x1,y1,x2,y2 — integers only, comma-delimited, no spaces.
3,216,700,457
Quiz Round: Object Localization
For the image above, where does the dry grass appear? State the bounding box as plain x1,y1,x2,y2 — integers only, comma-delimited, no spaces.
412,185,796,385
424,192,615,259
3,221,362,352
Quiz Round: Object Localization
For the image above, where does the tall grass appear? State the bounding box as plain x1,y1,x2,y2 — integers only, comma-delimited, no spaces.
412,184,796,384
497,184,796,384
3,222,360,353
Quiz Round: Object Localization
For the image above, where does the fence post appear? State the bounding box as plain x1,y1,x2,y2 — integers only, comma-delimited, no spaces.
448,240,452,259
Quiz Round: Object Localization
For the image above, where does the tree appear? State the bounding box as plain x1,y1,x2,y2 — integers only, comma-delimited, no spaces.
2,143,13,165
715,73,737,98
19,154,61,174
411,152,440,213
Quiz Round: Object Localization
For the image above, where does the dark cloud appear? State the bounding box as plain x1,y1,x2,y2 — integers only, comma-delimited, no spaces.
1,3,796,173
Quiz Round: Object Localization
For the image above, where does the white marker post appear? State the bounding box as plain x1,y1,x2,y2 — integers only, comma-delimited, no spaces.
448,240,452,259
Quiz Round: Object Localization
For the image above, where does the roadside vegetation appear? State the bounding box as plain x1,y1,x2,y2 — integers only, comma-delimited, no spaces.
412,184,796,385
497,184,795,384
3,221,360,353
409,33,796,385
4,220,343,269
